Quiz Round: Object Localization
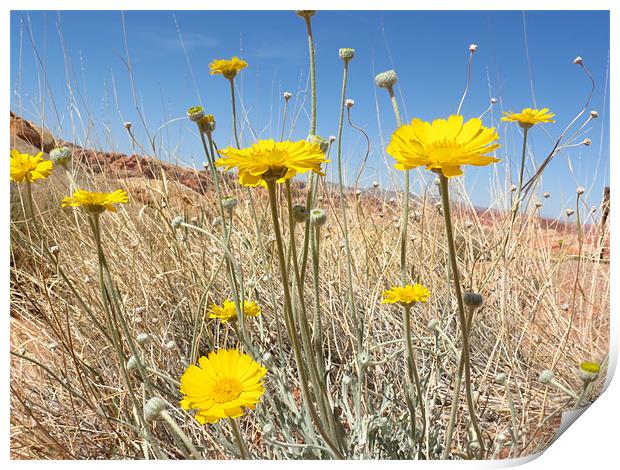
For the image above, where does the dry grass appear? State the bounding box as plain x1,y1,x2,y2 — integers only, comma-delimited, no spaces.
9,152,609,459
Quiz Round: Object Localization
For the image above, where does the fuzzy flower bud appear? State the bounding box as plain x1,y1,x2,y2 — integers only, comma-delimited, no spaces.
535,201,543,208
123,121,132,130
566,208,575,217
292,204,309,223
374,70,398,89
590,206,597,213
490,97,498,104
345,98,355,108
543,192,551,199
357,351,371,367
576,187,585,196
590,110,599,118
582,138,592,146
539,369,555,385
573,56,583,65
328,135,336,143
186,106,205,122
372,181,380,188
339,48,355,62
283,91,293,101
222,196,239,211
126,356,139,372
427,318,439,332
50,146,72,165
495,372,507,385
469,43,478,53
136,333,151,345
49,245,60,255
310,208,327,226
165,340,177,351
463,292,484,309
510,184,517,192
144,397,167,421
171,216,184,229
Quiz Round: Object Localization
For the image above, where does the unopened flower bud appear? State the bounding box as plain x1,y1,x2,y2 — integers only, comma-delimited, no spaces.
372,181,379,188
222,196,239,210
310,208,327,226
50,146,72,165
543,192,550,199
262,423,274,436
469,43,478,53
510,184,517,192
328,135,336,143
292,204,309,223
535,201,542,208
463,292,484,309
123,121,132,130
566,209,574,217
165,340,177,351
539,369,555,385
582,138,592,146
573,56,583,65
375,70,398,89
560,303,570,311
261,352,274,366
171,216,184,229
199,114,216,133
576,187,585,196
495,372,507,385
339,48,355,62
49,245,60,255
345,98,355,108
137,333,151,345
126,356,139,372
427,318,439,332
144,397,167,421
358,351,370,367
590,110,599,118
389,197,396,204
590,206,597,213
283,91,293,101
186,106,205,122
490,97,498,104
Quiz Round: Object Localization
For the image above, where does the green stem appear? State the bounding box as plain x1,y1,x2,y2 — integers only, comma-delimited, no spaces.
229,78,241,149
403,305,426,453
160,411,201,459
266,180,344,459
335,60,360,351
304,16,317,135
438,175,485,458
230,418,251,460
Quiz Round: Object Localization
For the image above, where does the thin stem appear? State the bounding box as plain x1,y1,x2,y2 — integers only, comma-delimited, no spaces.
229,78,241,149
335,59,360,350
438,175,485,458
403,305,426,454
160,411,201,459
265,180,344,459
230,418,251,459
304,16,317,135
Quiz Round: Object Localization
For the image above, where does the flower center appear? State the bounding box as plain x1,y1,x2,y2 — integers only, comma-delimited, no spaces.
212,377,243,404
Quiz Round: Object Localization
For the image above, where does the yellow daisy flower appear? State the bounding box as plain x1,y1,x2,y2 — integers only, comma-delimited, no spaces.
382,284,431,306
209,56,248,80
10,149,53,183
386,115,500,178
179,349,267,424
208,300,262,323
501,108,555,128
61,189,129,214
216,139,329,187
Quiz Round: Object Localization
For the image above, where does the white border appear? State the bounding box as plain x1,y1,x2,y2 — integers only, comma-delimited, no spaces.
2,1,617,468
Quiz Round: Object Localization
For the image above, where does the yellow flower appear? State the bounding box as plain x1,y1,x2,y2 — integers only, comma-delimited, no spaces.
179,349,267,424
209,56,248,80
10,149,53,183
501,108,555,128
208,300,261,323
579,362,600,374
216,139,329,187
382,284,431,306
61,189,128,214
386,115,500,177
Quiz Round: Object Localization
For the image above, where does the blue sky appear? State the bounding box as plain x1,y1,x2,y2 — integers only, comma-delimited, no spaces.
10,10,610,217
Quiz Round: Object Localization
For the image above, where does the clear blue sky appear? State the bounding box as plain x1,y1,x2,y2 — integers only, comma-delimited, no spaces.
10,10,610,217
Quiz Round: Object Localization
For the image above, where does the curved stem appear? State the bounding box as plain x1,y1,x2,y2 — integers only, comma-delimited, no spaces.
230,418,251,459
